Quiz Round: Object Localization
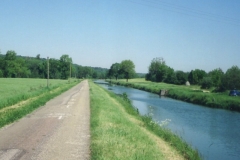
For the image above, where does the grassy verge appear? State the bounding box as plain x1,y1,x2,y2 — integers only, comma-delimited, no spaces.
0,79,81,128
107,79,240,112
90,81,200,160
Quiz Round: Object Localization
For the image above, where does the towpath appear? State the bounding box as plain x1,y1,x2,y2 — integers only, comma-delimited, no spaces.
0,80,90,160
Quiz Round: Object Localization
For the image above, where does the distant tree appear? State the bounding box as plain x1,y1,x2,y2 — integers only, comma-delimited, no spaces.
147,57,165,82
109,63,120,80
175,71,188,85
3,50,18,77
164,67,177,84
201,77,213,89
0,69,3,77
92,71,98,79
49,58,61,79
222,66,240,90
60,54,72,79
36,54,40,59
188,69,207,85
0,57,4,71
120,60,135,82
82,67,93,78
5,50,17,60
146,57,175,83
208,68,224,88
77,66,84,78
15,58,30,77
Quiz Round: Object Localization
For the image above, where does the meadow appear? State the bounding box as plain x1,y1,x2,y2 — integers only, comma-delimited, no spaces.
0,78,81,128
90,81,200,160
108,78,240,112
0,78,69,109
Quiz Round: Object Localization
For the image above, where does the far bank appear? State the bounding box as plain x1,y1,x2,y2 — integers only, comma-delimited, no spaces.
107,78,240,112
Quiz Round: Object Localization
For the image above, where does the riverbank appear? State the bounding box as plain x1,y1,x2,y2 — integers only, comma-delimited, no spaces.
107,79,240,112
90,81,200,160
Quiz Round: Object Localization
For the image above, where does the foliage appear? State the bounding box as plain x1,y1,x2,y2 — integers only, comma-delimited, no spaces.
146,57,188,85
0,51,107,79
188,69,207,85
208,68,224,88
146,57,168,82
119,60,135,82
201,77,213,89
108,63,120,80
175,70,188,85
222,66,240,90
60,54,72,79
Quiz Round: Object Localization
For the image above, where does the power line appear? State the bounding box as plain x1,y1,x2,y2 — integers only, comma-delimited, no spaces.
123,0,240,26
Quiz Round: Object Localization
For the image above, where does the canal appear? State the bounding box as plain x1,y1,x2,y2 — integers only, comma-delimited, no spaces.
96,81,240,160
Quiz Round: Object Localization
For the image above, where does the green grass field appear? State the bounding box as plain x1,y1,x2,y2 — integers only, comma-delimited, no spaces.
0,78,68,109
0,78,81,128
108,78,240,112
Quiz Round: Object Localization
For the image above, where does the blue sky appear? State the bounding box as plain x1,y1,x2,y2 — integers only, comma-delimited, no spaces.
0,0,239,73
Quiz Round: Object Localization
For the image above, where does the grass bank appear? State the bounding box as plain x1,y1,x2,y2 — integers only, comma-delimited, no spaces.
0,78,81,128
90,81,200,160
107,79,240,112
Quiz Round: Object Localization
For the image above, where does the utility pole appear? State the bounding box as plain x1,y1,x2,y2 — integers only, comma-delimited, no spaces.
47,57,49,88
69,61,71,83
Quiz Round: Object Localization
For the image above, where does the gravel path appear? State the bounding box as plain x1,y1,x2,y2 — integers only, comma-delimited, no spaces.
0,80,90,160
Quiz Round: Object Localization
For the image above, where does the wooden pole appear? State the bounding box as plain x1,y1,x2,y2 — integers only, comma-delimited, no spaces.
47,57,49,88
69,61,71,83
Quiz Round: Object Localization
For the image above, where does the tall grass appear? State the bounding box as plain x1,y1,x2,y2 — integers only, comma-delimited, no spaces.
0,78,81,128
90,81,201,160
108,79,240,112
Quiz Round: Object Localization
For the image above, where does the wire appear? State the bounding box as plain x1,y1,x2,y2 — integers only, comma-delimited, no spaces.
123,0,240,26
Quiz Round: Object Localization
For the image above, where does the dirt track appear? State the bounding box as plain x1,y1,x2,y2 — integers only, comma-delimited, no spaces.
0,80,90,160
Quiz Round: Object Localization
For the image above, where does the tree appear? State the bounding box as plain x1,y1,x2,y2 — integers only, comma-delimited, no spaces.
188,69,207,85
3,50,18,77
222,66,240,90
201,77,213,89
109,63,120,80
49,58,61,79
5,50,17,60
147,57,165,82
164,67,177,84
146,57,175,82
82,67,93,78
60,54,72,79
208,68,224,88
36,54,40,59
120,60,135,82
175,71,188,85
0,69,3,78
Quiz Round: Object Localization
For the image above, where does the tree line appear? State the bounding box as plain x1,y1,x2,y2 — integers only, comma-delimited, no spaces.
107,57,240,91
145,57,240,91
0,50,107,79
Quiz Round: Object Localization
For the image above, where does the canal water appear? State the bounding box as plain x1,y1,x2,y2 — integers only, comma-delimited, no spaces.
95,81,240,160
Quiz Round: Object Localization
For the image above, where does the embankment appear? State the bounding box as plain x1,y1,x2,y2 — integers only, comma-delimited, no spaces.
107,80,240,112
90,81,200,160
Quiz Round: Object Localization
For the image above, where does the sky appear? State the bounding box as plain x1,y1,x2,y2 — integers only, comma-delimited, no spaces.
0,0,240,73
